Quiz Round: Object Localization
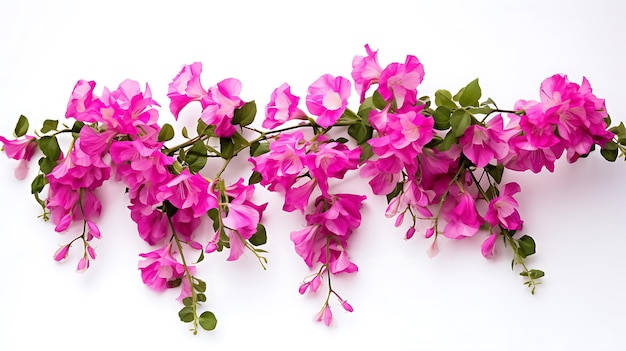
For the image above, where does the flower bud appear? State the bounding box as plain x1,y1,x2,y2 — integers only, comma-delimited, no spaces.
76,257,89,273
341,300,354,313
53,245,71,262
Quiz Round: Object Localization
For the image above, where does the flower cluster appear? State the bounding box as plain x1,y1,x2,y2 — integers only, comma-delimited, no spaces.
2,44,624,333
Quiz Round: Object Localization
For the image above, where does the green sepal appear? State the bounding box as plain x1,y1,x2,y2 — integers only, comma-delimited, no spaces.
14,115,29,137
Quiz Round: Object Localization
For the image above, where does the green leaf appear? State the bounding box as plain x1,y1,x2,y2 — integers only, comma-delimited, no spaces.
14,115,29,137
195,250,205,264
386,182,404,204
207,208,220,231
38,136,61,161
178,306,195,323
30,173,47,195
166,278,182,288
517,235,536,258
199,311,217,331
250,141,270,157
231,131,249,152
181,126,189,139
432,106,452,130
372,91,387,110
249,171,263,185
459,78,481,107
249,224,267,246
196,119,215,137
467,106,494,115
348,123,371,145
40,119,59,134
337,108,361,125
186,141,208,173
485,163,504,184
38,156,57,174
359,142,374,163
434,90,457,109
436,131,457,152
357,97,375,120
220,137,235,159
182,297,194,307
601,141,618,162
71,121,85,134
449,110,472,137
158,123,175,142
194,278,207,293
162,200,179,217
232,101,257,127
197,293,207,303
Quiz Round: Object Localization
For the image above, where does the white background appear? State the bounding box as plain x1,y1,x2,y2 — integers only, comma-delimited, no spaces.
1,1,626,350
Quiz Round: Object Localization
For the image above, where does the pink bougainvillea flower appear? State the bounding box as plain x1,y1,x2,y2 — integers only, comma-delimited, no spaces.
168,62,208,119
65,79,106,123
460,115,510,168
485,182,523,230
0,135,37,179
305,74,351,128
138,243,189,291
305,140,360,197
200,78,244,137
290,224,322,268
100,79,161,135
263,83,306,129
352,44,383,102
378,55,424,108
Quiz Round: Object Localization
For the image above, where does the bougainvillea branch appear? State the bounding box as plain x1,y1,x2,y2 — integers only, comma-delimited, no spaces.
1,44,623,332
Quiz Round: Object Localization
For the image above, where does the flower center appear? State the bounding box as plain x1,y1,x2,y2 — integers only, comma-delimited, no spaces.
322,91,342,110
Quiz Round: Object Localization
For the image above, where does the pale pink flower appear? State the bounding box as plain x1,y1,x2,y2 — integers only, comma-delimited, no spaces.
168,62,208,119
352,44,383,102
200,78,244,137
0,135,37,179
306,74,351,128
263,83,306,129
65,79,105,123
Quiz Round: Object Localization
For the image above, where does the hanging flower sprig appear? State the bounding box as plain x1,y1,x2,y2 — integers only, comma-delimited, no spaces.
1,44,623,332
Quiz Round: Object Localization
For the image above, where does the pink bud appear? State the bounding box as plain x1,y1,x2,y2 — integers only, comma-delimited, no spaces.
87,221,101,239
481,234,498,259
205,242,217,253
424,226,435,239
76,257,89,273
427,239,440,258
298,282,310,295
310,275,321,293
394,212,404,227
54,213,72,232
86,245,97,260
323,305,333,326
405,227,416,240
188,241,203,250
53,245,71,262
341,300,354,312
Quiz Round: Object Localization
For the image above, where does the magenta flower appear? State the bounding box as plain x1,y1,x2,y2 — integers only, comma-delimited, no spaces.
485,182,523,230
316,305,333,327
100,79,160,135
168,62,208,119
200,78,244,137
443,191,483,239
0,135,37,179
138,243,189,291
305,141,360,196
65,79,105,123
378,55,424,108
352,44,383,102
53,245,71,262
263,83,306,129
460,115,509,168
481,233,498,259
305,74,351,128
156,169,217,218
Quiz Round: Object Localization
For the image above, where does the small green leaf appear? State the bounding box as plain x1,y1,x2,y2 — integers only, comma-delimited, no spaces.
337,108,361,124
250,141,270,157
432,106,452,130
220,137,235,159
459,78,481,107
372,91,387,110
71,121,85,134
178,306,195,323
485,163,504,184
248,171,263,185
30,173,47,194
38,156,57,174
14,115,29,137
249,224,267,246
348,123,371,145
434,90,457,109
601,141,618,162
199,311,217,331
38,136,61,161
166,278,182,288
196,119,215,137
359,142,374,163
450,110,472,137
40,119,59,134
436,131,457,152
194,278,207,293
357,97,375,120
186,141,208,173
182,297,194,307
528,269,545,280
197,293,206,303
158,123,175,142
181,126,189,139
517,235,536,258
195,250,205,264
232,101,257,127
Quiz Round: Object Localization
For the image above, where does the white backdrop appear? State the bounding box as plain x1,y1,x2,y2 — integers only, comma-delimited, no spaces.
1,1,626,350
